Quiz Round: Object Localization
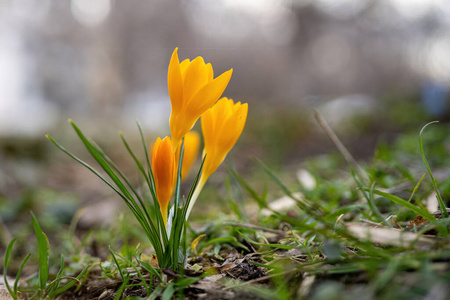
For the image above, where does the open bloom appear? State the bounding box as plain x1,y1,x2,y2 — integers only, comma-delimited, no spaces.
175,131,200,182
151,136,176,226
186,98,248,218
168,48,233,148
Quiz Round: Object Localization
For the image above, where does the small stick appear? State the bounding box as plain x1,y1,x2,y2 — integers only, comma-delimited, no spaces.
313,109,369,182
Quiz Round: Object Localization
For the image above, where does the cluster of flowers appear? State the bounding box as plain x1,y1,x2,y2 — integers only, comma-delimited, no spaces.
151,48,248,226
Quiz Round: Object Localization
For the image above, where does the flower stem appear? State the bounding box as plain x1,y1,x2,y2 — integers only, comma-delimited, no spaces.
186,178,206,221
161,205,168,227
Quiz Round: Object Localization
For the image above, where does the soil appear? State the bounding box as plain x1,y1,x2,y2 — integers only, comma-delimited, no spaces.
56,249,270,300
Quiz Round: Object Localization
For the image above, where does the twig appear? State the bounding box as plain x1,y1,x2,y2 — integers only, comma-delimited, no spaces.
313,109,369,182
359,218,383,227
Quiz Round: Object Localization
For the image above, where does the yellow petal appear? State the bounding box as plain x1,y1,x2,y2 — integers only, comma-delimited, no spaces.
183,57,209,106
168,48,183,116
180,59,190,77
200,98,248,182
201,107,216,153
151,136,176,226
206,63,213,81
151,137,162,167
185,69,233,121
202,149,223,182
168,50,233,149
217,103,248,153
202,97,232,154
178,131,200,180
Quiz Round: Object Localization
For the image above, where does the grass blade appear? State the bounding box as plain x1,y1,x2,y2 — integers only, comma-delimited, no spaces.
90,139,158,240
46,134,128,203
135,247,161,281
238,232,295,250
227,165,268,209
3,238,17,300
161,282,175,300
419,121,448,218
254,157,324,216
136,121,166,235
46,254,65,295
351,169,387,225
31,212,50,291
52,263,91,295
68,121,137,206
397,173,426,216
370,189,436,221
14,253,31,296
114,275,130,300
48,122,166,261
109,246,125,281
147,285,164,300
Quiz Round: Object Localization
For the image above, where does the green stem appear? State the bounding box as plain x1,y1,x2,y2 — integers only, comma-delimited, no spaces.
185,178,206,221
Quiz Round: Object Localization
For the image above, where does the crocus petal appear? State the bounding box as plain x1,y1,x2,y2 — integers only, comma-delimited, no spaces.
151,136,176,226
183,57,209,104
180,59,190,77
200,98,248,182
168,49,183,116
217,103,248,152
175,131,200,181
168,49,233,149
185,69,233,121
206,63,213,81
200,106,216,152
202,97,233,154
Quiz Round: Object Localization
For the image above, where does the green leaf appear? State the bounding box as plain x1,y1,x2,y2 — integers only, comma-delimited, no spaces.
136,121,167,239
114,275,130,300
254,157,324,216
238,231,295,250
227,165,267,208
370,189,436,221
51,263,92,296
91,139,154,232
419,121,448,218
161,282,176,300
175,276,201,289
147,285,164,300
48,122,166,264
109,246,125,281
351,169,387,226
46,254,65,295
3,238,17,300
14,253,31,296
135,247,161,281
397,173,426,216
31,212,50,291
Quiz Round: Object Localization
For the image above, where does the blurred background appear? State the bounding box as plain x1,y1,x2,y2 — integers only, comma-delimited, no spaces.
1,0,450,246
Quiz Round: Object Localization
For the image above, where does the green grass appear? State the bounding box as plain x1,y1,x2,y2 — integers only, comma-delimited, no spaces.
2,112,450,299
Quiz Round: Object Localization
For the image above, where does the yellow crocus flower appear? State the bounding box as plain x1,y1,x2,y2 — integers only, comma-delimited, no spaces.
168,48,233,148
201,97,248,182
151,136,175,226
186,97,248,218
175,131,200,182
